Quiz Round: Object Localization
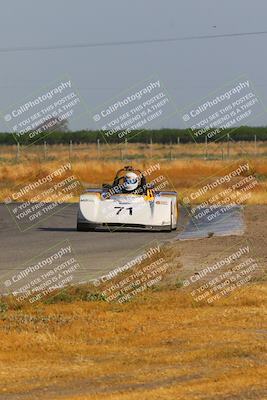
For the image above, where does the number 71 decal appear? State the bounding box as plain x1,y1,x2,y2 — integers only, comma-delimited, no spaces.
114,206,133,215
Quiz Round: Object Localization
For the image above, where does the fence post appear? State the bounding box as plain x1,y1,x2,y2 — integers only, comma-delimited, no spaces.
97,139,100,159
150,137,153,159
16,142,20,162
169,141,172,161
254,135,257,156
69,140,73,161
227,133,230,159
204,135,208,160
124,138,127,160
44,141,47,161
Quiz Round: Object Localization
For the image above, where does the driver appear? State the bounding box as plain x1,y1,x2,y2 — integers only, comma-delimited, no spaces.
123,172,139,193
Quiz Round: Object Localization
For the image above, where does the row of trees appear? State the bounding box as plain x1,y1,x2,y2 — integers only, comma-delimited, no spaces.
0,126,267,145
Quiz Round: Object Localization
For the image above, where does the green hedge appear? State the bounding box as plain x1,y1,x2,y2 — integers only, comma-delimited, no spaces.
0,126,267,145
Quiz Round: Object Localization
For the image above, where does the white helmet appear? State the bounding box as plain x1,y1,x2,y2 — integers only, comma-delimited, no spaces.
124,172,139,191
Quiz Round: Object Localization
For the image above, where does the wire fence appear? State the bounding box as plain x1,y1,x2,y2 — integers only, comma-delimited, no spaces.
1,137,267,164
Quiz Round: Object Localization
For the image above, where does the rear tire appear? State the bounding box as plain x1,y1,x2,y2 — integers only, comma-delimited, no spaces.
166,208,172,232
171,200,178,230
169,204,174,231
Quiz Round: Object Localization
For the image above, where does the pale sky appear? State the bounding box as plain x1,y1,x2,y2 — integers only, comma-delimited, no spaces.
0,0,267,130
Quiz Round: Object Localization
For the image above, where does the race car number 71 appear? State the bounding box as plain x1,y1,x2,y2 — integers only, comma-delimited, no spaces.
114,206,133,215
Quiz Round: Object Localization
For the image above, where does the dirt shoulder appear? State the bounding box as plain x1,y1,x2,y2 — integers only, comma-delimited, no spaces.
177,205,267,277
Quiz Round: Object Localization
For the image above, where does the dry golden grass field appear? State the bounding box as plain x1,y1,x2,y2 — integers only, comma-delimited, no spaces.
0,142,266,399
0,282,266,400
0,142,267,204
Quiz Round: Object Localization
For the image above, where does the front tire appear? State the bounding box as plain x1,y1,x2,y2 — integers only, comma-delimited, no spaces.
77,222,95,232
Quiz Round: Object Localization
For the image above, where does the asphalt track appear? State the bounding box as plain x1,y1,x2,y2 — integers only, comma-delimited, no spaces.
0,203,188,285
0,203,244,289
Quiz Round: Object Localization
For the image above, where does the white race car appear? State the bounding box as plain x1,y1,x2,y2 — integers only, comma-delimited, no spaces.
77,166,178,231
